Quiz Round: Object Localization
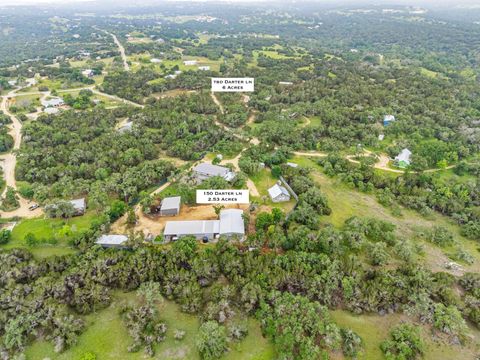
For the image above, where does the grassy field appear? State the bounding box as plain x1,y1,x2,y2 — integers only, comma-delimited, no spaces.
290,156,480,273
1,212,97,258
127,53,223,73
26,291,274,360
331,310,480,360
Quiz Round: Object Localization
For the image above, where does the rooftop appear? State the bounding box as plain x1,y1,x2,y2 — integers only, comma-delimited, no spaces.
96,234,128,246
70,198,86,211
164,220,220,236
219,209,245,235
160,196,181,211
41,97,64,107
193,163,229,177
268,184,290,199
395,148,412,163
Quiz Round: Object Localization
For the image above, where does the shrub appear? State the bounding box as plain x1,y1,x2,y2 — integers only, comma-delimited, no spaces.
25,232,38,247
427,226,455,247
380,324,424,360
369,241,389,266
79,352,97,360
174,329,185,340
433,303,467,340
0,229,11,245
340,328,363,358
196,321,228,360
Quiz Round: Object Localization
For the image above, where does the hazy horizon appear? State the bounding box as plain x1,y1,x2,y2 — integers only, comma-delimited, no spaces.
1,0,480,7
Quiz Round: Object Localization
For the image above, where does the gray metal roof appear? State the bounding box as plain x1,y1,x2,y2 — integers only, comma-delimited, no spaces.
96,234,128,246
160,196,181,211
219,209,245,235
118,121,133,133
69,198,86,211
193,163,229,177
268,184,290,199
41,97,64,108
164,220,220,236
395,148,412,164
163,209,245,237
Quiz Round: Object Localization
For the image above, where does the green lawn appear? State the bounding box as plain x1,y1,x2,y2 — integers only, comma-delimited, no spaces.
26,291,274,360
331,310,480,360
290,156,480,273
250,169,296,211
1,212,97,258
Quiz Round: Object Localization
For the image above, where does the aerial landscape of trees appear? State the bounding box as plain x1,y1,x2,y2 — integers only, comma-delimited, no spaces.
0,1,479,359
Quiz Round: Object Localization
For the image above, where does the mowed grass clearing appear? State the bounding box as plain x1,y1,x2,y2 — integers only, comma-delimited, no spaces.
1,212,97,258
26,291,274,360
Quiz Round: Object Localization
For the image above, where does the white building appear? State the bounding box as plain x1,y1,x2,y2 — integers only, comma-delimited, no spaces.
150,58,162,64
41,97,64,108
96,234,128,248
163,209,245,242
394,148,412,169
44,107,59,115
183,60,198,66
118,121,133,133
192,163,235,183
82,69,94,78
159,196,181,216
70,198,86,215
268,184,291,203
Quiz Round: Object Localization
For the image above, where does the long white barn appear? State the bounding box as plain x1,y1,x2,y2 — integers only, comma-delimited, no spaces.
163,209,244,243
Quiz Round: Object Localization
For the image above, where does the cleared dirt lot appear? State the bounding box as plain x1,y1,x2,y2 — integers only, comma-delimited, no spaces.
111,203,249,237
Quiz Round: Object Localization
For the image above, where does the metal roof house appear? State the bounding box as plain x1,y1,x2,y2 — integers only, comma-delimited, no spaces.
219,209,245,238
163,209,245,243
159,196,181,216
70,198,86,216
394,148,412,169
118,121,133,133
192,163,235,183
96,234,128,248
183,60,198,66
41,97,64,108
268,184,291,203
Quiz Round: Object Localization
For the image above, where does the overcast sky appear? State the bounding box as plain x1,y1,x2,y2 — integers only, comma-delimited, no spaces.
2,0,480,7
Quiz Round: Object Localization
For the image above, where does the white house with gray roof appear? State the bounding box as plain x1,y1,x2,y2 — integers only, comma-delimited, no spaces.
159,196,181,216
192,163,235,183
268,184,291,203
163,208,244,243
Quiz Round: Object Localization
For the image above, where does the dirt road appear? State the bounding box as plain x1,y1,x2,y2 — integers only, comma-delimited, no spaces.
0,87,43,217
108,32,130,71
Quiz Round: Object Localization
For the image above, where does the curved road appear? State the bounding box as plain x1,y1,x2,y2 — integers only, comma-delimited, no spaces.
0,87,43,217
